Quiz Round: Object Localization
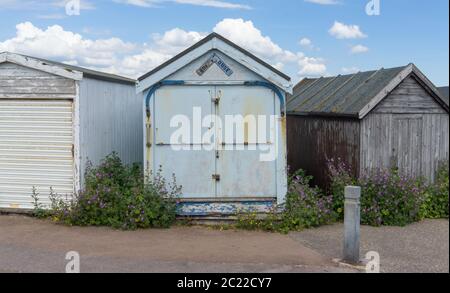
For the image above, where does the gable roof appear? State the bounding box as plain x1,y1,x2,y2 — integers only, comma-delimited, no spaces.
136,33,292,94
0,52,135,85
287,64,449,119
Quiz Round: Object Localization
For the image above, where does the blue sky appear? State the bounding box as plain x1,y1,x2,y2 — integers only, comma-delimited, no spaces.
0,0,448,86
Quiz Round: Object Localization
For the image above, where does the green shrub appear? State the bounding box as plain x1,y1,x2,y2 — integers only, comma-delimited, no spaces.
421,162,449,219
328,158,428,226
358,169,426,226
236,170,336,233
327,158,356,219
33,153,181,230
281,170,336,231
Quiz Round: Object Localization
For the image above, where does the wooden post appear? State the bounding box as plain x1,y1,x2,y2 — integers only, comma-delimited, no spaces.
343,186,361,264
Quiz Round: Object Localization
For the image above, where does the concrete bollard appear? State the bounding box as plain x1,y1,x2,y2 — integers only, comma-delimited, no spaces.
343,186,361,264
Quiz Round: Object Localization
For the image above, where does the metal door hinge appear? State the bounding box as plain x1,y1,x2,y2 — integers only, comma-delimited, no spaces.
71,144,75,158
212,174,221,181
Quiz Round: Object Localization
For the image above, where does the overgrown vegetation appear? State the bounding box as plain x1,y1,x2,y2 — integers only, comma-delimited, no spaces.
32,153,448,233
421,162,449,219
236,170,336,233
32,153,181,230
237,158,448,232
328,158,448,226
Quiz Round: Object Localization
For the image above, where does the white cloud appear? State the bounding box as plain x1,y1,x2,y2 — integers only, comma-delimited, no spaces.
212,18,327,77
115,0,251,9
305,0,339,5
299,38,312,47
350,44,369,54
112,0,162,7
0,22,207,78
53,0,96,10
329,21,367,39
0,19,326,79
0,22,136,73
213,19,297,64
153,28,207,55
342,66,360,74
297,54,327,77
175,0,251,9
0,0,95,10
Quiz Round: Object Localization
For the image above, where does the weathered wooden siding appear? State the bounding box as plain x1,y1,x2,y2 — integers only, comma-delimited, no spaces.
0,62,76,99
361,76,449,182
373,76,446,114
78,77,142,186
287,115,360,189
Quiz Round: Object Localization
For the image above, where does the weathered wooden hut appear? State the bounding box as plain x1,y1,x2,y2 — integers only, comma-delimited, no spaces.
287,64,449,189
0,52,141,210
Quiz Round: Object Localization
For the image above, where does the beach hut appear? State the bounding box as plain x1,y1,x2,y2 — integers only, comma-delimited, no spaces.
136,33,292,217
287,64,449,189
0,52,141,210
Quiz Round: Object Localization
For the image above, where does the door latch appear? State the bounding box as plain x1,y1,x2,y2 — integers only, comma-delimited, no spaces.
212,90,222,105
212,174,221,181
212,97,220,105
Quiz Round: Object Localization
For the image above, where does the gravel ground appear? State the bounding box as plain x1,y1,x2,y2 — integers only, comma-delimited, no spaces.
0,215,354,273
289,219,449,273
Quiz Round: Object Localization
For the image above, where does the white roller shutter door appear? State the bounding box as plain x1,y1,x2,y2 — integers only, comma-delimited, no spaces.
0,99,74,209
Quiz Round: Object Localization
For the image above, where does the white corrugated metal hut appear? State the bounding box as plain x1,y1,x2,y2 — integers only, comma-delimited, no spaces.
136,33,293,217
0,52,142,210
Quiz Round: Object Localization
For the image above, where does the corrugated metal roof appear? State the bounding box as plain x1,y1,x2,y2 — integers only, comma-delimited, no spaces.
0,52,136,85
287,66,408,117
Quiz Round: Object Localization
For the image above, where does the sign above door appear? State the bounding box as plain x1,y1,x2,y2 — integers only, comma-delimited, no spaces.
196,53,234,77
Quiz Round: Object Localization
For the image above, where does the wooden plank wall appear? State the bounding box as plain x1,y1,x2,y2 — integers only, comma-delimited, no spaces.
360,76,449,182
0,62,76,99
287,115,360,190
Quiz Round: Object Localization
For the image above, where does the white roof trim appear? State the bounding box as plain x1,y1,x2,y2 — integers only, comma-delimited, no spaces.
358,64,448,119
0,52,83,80
136,36,293,94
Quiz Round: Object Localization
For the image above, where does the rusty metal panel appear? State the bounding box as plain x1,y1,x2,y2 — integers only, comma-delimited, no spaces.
177,200,276,217
287,115,360,190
